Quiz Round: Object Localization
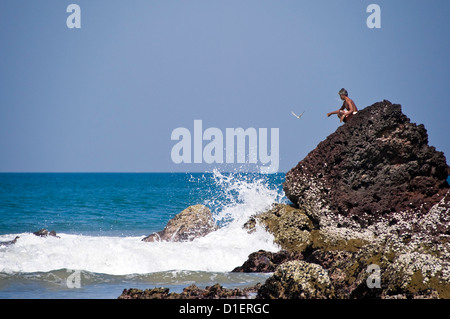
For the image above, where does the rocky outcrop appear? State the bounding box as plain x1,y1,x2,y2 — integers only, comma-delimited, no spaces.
142,204,218,242
283,100,449,230
257,260,334,299
232,249,303,273
123,100,450,299
244,205,314,253
118,283,259,299
33,229,59,238
246,192,450,299
237,101,450,299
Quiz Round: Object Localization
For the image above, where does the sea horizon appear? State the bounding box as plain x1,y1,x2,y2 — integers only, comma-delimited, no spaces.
0,171,286,298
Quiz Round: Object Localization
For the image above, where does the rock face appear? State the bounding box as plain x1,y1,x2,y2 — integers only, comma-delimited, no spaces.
232,249,303,273
257,260,334,299
236,101,450,299
142,204,218,242
244,205,314,253
283,100,449,229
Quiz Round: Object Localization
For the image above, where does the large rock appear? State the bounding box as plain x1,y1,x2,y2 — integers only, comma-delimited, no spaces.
249,197,450,299
257,260,335,299
142,204,218,242
283,100,449,229
247,101,449,299
231,249,303,273
244,204,314,253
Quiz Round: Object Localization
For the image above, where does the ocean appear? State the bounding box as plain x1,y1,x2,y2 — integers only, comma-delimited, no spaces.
0,171,286,299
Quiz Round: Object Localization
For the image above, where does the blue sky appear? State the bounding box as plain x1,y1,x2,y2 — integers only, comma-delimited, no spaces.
0,0,449,173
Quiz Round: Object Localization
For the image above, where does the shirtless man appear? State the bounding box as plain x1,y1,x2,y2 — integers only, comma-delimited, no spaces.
327,88,358,123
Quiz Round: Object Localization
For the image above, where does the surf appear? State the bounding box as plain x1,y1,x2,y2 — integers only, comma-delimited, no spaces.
0,171,284,276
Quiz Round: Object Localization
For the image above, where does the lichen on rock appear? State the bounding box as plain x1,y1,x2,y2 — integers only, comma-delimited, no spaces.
257,260,334,299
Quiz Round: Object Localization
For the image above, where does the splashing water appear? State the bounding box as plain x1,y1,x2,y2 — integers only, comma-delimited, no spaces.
0,171,286,275
194,169,286,227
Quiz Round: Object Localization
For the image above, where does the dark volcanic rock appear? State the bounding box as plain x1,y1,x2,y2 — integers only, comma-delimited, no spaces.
283,100,449,229
142,204,218,242
118,283,259,299
33,229,59,238
250,101,450,299
232,250,303,273
0,236,19,247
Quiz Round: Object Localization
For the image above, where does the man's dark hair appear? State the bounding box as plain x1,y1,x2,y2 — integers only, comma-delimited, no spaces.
339,88,348,96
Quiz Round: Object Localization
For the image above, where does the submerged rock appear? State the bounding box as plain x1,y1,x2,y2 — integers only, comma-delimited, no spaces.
33,229,59,238
142,204,218,242
232,249,303,273
0,236,20,247
118,283,259,299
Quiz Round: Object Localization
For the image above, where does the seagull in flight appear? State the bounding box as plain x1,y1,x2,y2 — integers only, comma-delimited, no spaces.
291,111,305,119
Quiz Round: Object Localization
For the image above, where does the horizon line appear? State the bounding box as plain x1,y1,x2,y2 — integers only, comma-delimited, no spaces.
0,171,288,174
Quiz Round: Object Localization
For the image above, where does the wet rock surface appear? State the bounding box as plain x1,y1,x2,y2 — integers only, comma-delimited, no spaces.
231,249,303,273
0,236,20,247
142,204,218,242
118,283,259,299
33,229,59,238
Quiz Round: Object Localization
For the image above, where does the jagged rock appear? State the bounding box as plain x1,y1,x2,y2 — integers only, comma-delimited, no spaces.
245,203,314,253
118,283,259,299
257,260,334,299
232,250,303,273
322,229,450,299
142,204,218,242
283,100,449,230
0,236,19,247
33,229,59,238
252,101,449,299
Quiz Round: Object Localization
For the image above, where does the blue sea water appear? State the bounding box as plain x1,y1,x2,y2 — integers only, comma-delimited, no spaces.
0,171,286,299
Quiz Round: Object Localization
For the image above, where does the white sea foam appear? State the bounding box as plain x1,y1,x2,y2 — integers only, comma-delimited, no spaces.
0,171,283,275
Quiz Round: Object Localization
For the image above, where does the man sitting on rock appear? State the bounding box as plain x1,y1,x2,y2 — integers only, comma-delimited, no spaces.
327,88,358,123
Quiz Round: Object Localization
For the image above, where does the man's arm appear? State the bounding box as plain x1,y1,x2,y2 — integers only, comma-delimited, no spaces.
327,110,340,117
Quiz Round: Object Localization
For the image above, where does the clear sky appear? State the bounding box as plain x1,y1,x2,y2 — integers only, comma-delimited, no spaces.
0,0,449,173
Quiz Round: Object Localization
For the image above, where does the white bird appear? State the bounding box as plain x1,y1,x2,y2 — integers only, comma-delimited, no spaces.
291,111,305,119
